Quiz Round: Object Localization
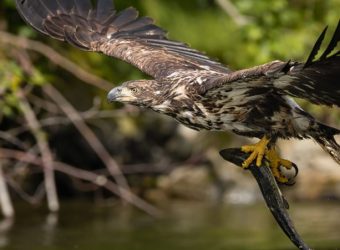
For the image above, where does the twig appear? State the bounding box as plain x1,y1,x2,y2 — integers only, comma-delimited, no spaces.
0,31,113,91
215,0,251,26
29,94,61,115
0,162,14,218
0,148,162,217
11,145,39,176
17,90,59,212
7,109,128,136
0,132,27,150
0,217,14,233
43,85,131,197
71,178,100,192
6,177,45,205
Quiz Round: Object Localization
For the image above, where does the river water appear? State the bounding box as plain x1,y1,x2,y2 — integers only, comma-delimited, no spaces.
1,201,339,250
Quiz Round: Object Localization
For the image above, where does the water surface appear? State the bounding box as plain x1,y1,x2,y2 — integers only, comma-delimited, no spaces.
1,201,340,250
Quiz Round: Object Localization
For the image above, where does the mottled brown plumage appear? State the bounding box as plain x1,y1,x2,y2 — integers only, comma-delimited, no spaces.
16,0,340,165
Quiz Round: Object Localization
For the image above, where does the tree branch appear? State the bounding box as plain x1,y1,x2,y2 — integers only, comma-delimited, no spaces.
0,31,113,91
6,177,45,205
0,132,27,150
215,0,251,26
0,162,14,218
0,148,162,217
43,84,131,194
9,109,136,136
17,90,59,212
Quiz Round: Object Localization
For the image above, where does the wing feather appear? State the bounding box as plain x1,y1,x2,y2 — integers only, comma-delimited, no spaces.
202,22,340,107
16,0,231,79
73,0,92,17
304,26,328,68
110,7,139,29
276,21,340,106
55,0,74,13
320,19,340,60
96,0,115,20
39,0,59,14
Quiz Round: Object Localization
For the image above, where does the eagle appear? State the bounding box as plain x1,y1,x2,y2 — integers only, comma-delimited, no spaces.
16,0,340,183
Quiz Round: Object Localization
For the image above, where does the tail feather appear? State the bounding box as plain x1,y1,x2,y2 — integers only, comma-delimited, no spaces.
312,123,340,164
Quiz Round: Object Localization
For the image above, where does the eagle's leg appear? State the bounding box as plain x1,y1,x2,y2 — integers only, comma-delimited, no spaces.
241,135,270,168
241,136,297,183
265,146,294,184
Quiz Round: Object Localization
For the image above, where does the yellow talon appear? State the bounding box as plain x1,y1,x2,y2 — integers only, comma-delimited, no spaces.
266,147,294,184
241,137,296,184
241,135,270,168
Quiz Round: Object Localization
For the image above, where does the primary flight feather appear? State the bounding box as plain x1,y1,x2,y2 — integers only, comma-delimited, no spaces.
16,0,340,183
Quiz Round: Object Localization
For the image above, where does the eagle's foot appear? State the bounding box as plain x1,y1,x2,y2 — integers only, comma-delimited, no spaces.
241,135,270,168
266,147,298,184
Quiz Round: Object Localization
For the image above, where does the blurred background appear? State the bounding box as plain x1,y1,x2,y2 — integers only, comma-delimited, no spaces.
0,0,340,249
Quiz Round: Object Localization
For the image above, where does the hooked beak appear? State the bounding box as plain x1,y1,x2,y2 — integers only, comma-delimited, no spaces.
107,86,123,103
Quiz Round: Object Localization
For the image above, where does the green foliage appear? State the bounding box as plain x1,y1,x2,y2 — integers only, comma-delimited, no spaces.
0,59,23,117
0,52,47,117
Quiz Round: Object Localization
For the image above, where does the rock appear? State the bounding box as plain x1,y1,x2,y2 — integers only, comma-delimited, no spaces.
153,137,340,203
157,165,215,201
207,149,263,204
278,139,340,200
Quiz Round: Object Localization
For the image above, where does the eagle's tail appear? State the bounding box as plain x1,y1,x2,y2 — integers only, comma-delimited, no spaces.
311,123,340,164
15,0,167,51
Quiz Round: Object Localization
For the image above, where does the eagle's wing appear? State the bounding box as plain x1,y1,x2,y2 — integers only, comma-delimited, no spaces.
273,21,340,106
16,0,231,80
202,20,340,107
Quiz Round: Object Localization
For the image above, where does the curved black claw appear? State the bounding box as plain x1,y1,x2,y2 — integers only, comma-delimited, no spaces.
285,163,299,186
220,148,311,250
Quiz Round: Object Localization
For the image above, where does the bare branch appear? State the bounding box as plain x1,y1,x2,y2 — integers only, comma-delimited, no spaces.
11,145,39,175
0,148,162,217
0,132,27,150
6,177,45,205
43,85,131,198
0,31,113,91
29,94,61,115
17,90,59,212
215,0,251,26
11,109,135,135
0,162,14,218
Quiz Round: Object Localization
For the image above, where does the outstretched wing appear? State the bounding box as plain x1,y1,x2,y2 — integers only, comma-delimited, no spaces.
16,0,231,79
202,21,340,107
274,20,340,106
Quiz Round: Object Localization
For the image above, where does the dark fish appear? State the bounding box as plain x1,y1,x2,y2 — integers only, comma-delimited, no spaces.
220,148,311,250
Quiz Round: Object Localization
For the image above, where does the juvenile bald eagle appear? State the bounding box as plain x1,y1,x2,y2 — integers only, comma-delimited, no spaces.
16,0,340,183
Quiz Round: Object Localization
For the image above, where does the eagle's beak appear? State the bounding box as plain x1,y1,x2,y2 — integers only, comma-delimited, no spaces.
107,86,123,103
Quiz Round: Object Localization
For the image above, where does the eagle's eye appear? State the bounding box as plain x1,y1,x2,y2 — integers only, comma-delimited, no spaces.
130,87,139,94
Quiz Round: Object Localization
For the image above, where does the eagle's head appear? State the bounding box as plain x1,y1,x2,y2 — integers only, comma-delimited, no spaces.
107,80,168,110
